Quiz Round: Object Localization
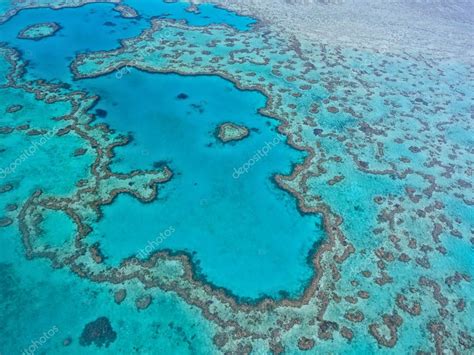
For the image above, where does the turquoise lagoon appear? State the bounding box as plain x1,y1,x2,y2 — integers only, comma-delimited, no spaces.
0,0,319,299
83,69,323,299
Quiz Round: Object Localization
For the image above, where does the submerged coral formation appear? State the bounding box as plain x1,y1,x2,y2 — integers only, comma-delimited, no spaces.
216,122,249,143
79,316,117,347
0,0,472,354
17,22,60,40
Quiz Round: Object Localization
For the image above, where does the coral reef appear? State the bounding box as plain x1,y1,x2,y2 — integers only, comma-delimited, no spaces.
0,0,472,353
79,316,117,348
216,122,249,143
17,22,60,40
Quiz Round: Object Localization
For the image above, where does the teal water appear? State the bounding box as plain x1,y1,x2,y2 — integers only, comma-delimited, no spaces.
4,1,471,353
1,232,215,354
83,69,324,299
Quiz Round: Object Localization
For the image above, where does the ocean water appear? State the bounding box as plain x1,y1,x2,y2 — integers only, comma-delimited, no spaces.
1,0,473,354
0,3,264,354
0,2,322,353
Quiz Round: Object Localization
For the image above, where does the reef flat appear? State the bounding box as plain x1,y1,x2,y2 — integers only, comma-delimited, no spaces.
17,21,61,40
216,122,249,143
0,0,473,354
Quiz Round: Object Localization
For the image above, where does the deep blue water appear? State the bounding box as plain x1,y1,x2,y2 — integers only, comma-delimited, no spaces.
0,4,146,81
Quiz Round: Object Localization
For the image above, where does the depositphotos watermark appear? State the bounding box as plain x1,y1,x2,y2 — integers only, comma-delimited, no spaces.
136,225,175,259
115,29,172,79
21,325,59,355
114,44,155,79
113,225,176,279
0,127,58,179
232,135,284,179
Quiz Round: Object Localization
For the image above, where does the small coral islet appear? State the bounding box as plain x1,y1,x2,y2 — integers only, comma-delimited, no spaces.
216,122,250,143
17,21,61,40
